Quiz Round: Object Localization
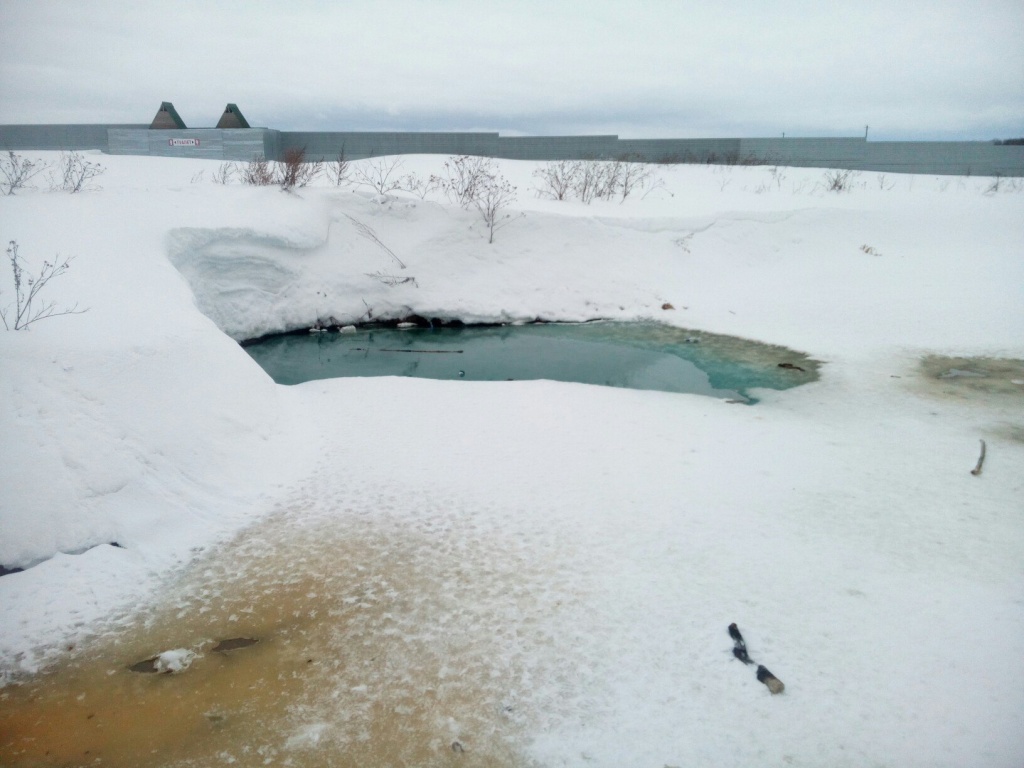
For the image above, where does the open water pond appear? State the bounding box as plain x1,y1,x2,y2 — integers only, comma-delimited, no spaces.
244,322,818,403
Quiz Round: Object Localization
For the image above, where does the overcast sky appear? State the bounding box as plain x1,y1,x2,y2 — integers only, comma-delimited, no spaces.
1,0,1022,140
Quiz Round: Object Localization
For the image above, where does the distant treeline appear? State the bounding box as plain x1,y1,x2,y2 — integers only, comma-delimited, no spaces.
994,138,1024,145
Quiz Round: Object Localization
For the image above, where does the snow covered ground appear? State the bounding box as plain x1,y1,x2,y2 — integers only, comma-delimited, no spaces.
1,152,1022,766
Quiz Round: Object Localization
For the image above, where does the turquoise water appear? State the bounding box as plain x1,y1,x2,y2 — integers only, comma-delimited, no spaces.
243,322,818,403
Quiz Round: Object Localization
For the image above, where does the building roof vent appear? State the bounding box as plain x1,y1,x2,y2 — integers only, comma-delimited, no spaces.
215,103,250,129
150,102,186,129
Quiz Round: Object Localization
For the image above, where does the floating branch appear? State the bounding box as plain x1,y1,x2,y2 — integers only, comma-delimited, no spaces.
970,439,986,476
343,214,406,269
379,348,463,354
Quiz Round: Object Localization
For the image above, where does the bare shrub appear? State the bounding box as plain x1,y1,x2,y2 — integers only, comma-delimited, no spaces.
533,160,578,200
431,155,493,207
822,169,857,192
48,151,105,193
615,155,655,201
353,157,404,194
327,147,350,187
398,172,437,199
276,147,322,190
1,240,87,330
979,174,1022,195
212,163,235,184
571,159,605,203
240,155,274,186
1,151,45,195
474,170,519,244
533,157,657,203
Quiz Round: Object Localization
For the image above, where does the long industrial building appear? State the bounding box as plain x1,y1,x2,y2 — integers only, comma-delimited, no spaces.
2,102,1022,176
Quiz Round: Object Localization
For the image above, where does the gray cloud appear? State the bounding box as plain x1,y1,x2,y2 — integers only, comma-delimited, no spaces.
1,0,1021,140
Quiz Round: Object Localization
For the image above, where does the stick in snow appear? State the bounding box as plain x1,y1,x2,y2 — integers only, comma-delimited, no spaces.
970,439,986,476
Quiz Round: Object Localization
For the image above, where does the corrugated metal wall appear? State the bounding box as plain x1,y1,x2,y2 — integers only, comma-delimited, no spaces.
107,128,278,161
3,123,1023,175
279,131,501,160
0,124,146,150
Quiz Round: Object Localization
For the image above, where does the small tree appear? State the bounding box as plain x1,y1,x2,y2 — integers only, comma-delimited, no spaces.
1,151,45,195
1,240,87,330
48,151,105,193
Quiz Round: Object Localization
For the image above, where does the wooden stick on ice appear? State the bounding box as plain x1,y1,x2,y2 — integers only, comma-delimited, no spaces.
970,439,986,476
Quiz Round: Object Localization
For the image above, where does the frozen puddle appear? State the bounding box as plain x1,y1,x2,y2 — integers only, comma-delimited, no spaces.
920,355,1024,399
243,322,820,403
0,493,588,767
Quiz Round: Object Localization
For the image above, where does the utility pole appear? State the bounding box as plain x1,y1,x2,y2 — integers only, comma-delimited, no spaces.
865,125,869,139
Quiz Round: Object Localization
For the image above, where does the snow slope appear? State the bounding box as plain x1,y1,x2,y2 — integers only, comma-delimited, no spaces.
1,153,1022,766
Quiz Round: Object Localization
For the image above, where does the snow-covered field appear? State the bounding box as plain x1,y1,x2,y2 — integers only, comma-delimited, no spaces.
1,152,1023,766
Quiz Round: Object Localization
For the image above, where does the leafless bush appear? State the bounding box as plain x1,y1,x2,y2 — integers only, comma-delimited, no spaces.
822,169,857,192
212,163,235,184
533,160,578,200
48,151,105,193
980,174,1023,195
398,172,437,199
876,174,895,191
1,151,45,195
327,147,350,186
431,155,493,207
353,157,404,194
616,155,655,200
533,157,657,203
572,159,606,203
240,155,274,186
474,170,519,244
1,240,87,330
276,147,322,190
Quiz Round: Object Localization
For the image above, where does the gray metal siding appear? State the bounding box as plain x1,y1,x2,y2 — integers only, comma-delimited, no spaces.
614,139,743,163
280,132,501,160
3,123,1023,175
107,129,279,161
860,142,1024,176
0,124,145,151
495,136,620,160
